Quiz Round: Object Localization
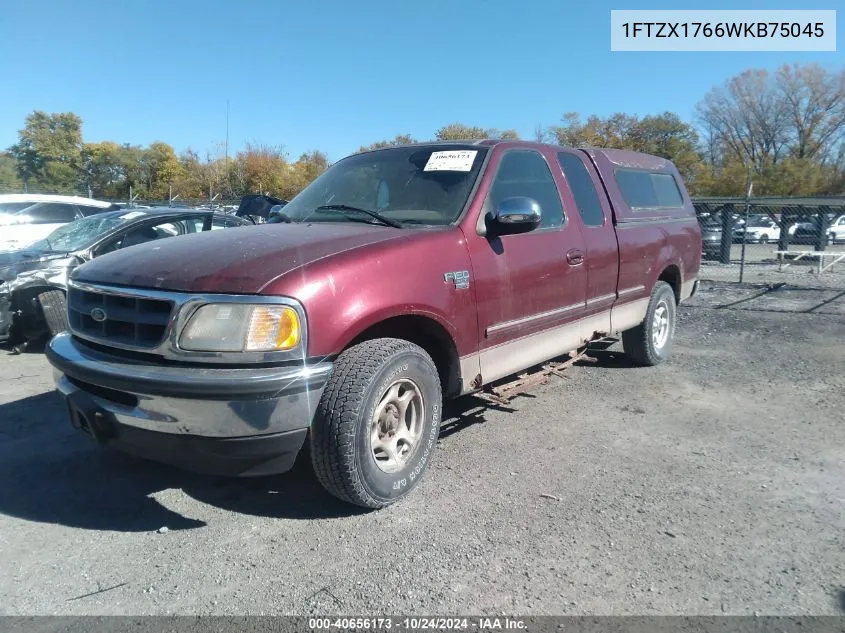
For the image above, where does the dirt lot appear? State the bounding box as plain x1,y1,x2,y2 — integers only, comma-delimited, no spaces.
0,280,843,616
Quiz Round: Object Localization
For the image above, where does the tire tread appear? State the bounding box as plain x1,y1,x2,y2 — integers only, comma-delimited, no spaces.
36,289,69,337
622,281,675,366
310,338,437,509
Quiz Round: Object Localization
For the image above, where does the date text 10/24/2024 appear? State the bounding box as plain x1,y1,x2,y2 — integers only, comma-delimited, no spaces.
309,617,527,630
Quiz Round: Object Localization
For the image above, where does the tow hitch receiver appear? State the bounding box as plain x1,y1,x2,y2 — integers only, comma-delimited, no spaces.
66,392,114,443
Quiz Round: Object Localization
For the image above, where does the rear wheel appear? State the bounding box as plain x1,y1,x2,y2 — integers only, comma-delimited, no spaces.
622,281,676,366
310,338,442,509
36,289,69,337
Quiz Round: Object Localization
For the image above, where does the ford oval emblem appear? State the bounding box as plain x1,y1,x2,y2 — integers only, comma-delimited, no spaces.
90,307,108,322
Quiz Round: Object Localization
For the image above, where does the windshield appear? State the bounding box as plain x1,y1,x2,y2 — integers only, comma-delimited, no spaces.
30,215,126,252
279,145,488,226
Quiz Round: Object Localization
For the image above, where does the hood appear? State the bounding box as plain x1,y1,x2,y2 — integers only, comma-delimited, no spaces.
0,226,41,251
72,222,405,294
0,249,75,283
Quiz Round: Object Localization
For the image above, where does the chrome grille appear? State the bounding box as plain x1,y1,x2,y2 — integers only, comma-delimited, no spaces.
68,286,174,349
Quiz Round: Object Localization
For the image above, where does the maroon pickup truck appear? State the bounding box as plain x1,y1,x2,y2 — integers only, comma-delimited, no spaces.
46,140,702,508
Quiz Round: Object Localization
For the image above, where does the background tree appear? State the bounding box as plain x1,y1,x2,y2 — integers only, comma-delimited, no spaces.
8,111,83,192
286,150,329,199
696,63,845,194
358,134,417,152
434,123,490,141
434,124,521,141
81,141,126,197
0,152,23,191
145,142,184,199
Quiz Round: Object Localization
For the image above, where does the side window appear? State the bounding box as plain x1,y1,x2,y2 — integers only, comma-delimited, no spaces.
615,169,684,209
184,216,208,232
557,153,605,227
21,203,78,224
100,219,188,253
213,216,246,229
488,150,564,229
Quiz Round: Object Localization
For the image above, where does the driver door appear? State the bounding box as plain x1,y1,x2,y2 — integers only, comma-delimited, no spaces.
463,148,587,384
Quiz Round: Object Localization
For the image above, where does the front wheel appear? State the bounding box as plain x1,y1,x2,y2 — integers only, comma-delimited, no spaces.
310,338,442,509
758,234,769,244
36,289,69,337
622,281,677,366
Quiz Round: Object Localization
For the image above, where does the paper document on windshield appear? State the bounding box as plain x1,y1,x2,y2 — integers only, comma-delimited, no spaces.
424,150,477,172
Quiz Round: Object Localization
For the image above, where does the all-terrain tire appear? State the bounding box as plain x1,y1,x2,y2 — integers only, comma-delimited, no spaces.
310,338,442,509
622,281,676,366
36,289,69,337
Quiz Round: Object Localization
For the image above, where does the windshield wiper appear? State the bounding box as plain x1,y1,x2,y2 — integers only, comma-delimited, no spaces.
313,204,403,228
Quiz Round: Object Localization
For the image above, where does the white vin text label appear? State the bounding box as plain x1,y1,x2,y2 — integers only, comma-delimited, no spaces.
424,150,478,172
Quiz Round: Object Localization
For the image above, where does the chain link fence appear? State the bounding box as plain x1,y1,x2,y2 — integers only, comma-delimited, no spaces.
693,196,845,285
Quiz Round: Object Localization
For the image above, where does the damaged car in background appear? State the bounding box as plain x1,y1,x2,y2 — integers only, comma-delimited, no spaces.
0,207,249,350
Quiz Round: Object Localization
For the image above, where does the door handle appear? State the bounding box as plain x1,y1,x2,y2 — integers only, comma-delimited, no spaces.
566,249,584,265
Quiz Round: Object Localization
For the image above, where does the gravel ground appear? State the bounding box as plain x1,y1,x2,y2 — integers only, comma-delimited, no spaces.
0,281,843,616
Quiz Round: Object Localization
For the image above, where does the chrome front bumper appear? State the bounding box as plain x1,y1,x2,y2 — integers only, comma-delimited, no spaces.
47,332,332,439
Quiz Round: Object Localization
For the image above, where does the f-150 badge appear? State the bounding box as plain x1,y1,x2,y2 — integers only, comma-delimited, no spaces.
444,271,470,289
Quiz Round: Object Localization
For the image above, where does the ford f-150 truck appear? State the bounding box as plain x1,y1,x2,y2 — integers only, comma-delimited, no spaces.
46,140,702,509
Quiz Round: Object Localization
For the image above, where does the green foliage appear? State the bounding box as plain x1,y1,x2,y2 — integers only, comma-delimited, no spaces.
358,134,417,153
0,152,23,190
434,123,490,141
8,111,83,191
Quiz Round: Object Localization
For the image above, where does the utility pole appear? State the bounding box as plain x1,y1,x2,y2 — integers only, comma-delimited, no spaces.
225,100,229,166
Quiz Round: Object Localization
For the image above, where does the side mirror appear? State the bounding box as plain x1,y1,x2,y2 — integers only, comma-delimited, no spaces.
489,197,542,235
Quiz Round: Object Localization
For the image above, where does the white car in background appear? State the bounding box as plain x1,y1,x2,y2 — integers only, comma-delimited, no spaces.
828,215,845,244
734,219,781,244
0,194,120,251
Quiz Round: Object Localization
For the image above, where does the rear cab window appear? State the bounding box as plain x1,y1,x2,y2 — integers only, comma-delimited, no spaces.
581,148,694,225
614,169,684,210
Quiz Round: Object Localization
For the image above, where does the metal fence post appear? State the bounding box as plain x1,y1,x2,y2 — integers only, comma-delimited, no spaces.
739,182,753,283
815,206,830,252
720,203,734,264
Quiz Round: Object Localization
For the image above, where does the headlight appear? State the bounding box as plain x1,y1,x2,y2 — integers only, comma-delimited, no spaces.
179,303,301,352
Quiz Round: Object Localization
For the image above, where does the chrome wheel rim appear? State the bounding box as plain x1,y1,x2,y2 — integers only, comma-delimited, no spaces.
652,302,670,349
370,378,424,473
